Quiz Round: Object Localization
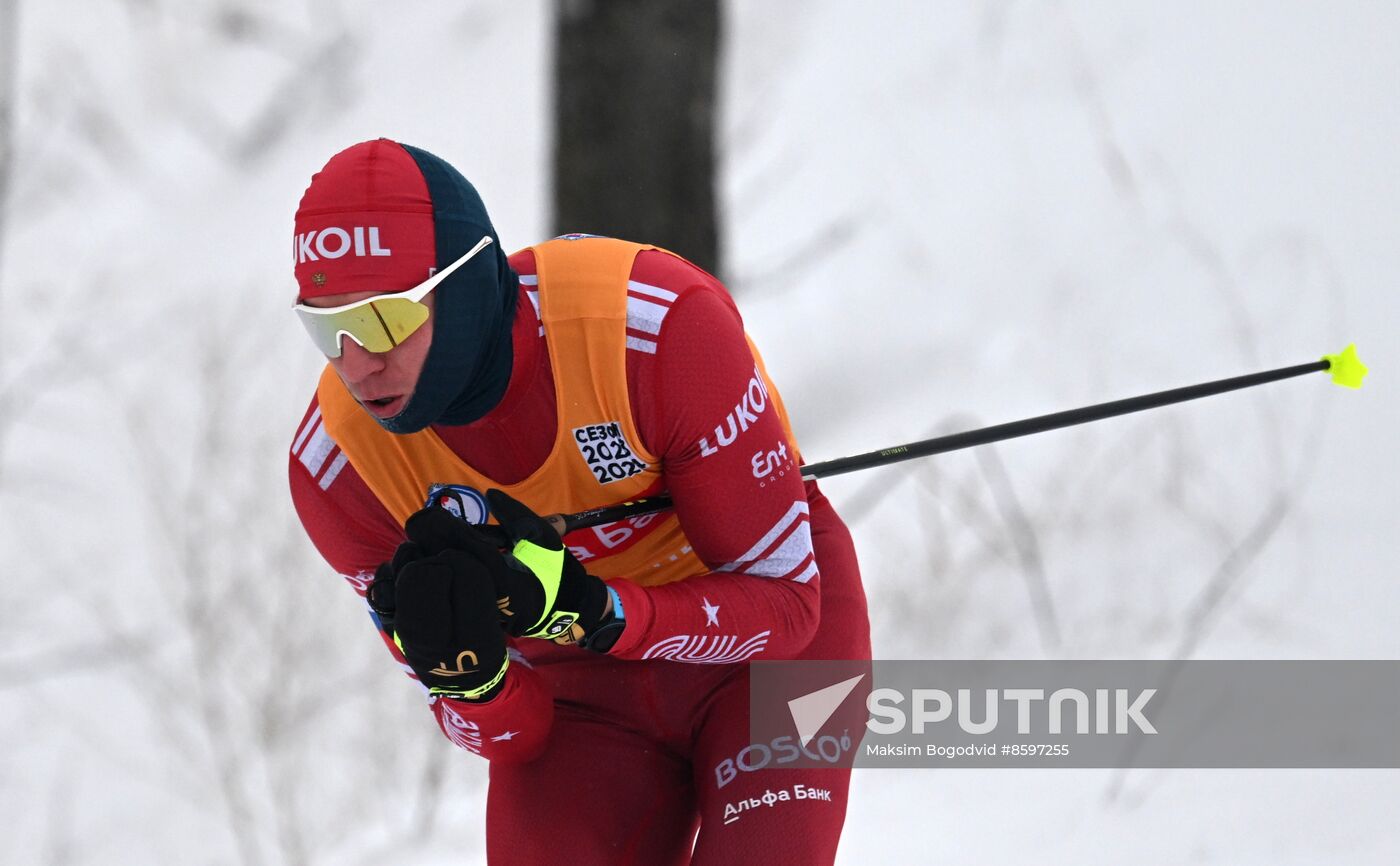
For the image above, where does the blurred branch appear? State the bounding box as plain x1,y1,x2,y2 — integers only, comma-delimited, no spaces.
0,277,177,466
0,0,18,484
974,445,1062,653
1170,493,1292,661
235,37,354,166
0,0,13,495
835,415,968,526
412,751,447,840
1102,491,1291,805
157,25,354,168
0,0,16,289
0,631,156,691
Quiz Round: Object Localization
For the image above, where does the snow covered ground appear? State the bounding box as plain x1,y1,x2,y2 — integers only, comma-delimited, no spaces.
2,1,1396,863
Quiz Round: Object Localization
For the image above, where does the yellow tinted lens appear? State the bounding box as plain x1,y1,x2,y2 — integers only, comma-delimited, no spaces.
297,298,429,357
369,297,431,345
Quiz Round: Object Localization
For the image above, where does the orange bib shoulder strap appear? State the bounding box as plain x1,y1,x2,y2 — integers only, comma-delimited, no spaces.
530,236,659,466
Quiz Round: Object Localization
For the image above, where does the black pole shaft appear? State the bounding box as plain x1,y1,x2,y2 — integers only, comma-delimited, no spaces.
558,358,1329,533
804,359,1327,478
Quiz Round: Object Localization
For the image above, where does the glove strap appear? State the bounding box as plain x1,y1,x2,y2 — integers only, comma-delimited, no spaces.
392,632,511,701
427,653,510,701
510,539,578,639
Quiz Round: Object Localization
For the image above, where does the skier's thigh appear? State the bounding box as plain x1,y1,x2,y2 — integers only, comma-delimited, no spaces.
691,752,851,864
689,670,852,866
486,709,697,866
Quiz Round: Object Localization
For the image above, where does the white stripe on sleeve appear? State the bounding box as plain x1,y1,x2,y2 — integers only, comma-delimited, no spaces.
293,407,322,454
318,452,349,490
627,280,678,303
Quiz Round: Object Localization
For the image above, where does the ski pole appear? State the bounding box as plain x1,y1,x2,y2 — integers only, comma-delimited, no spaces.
547,344,1367,535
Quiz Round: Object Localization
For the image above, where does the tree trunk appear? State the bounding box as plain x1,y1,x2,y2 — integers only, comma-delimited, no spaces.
551,0,721,276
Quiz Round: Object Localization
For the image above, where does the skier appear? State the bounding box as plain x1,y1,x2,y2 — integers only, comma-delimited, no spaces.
288,138,871,864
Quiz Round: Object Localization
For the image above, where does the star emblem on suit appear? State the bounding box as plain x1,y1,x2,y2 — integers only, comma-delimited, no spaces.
701,597,720,628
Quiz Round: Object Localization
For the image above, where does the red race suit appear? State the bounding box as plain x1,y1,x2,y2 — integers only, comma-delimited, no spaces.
290,239,871,865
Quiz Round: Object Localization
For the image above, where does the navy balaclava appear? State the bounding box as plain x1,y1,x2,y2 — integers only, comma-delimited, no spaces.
294,139,518,433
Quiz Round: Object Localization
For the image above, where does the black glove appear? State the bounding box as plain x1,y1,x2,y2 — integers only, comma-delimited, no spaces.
368,542,508,701
404,489,622,650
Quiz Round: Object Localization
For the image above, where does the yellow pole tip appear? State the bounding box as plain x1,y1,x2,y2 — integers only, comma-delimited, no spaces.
1322,343,1367,389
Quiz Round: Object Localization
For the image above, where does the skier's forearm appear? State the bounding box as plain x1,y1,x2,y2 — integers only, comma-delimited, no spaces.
605,571,819,663
433,662,554,764
373,621,553,763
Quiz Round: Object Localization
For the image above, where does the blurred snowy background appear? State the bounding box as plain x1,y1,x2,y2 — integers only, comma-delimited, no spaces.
1,1,1396,863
